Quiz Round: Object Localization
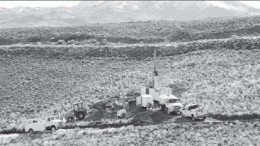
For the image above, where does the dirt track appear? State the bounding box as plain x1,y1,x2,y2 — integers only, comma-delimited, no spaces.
0,111,259,135
1,102,260,135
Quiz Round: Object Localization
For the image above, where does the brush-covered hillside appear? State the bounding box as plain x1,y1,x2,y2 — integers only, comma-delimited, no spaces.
1,16,260,128
1,38,260,126
1,16,260,45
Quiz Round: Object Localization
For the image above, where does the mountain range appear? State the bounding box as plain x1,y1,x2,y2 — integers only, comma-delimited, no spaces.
0,1,260,28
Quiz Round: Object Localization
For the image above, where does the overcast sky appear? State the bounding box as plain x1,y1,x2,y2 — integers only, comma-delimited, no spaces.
0,1,259,9
0,1,80,8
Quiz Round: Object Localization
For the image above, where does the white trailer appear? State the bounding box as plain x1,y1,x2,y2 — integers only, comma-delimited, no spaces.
136,94,154,109
141,86,183,114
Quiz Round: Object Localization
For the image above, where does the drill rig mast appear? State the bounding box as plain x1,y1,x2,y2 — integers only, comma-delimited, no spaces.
153,50,159,89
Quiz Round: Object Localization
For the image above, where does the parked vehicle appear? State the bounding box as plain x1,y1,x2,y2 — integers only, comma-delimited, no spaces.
64,101,88,122
25,116,64,132
158,94,183,114
180,104,207,121
117,108,127,118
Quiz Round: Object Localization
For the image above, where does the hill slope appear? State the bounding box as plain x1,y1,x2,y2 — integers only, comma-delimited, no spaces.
1,15,260,45
1,37,260,126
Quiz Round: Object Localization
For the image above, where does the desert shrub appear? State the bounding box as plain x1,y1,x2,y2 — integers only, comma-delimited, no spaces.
100,39,108,45
67,39,75,44
26,36,45,43
56,40,65,45
0,37,14,45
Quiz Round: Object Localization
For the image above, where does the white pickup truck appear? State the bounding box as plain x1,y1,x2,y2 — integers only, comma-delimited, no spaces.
180,104,207,121
25,116,65,132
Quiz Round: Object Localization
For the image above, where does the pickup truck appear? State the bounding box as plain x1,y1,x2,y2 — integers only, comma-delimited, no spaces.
25,116,65,132
180,104,207,121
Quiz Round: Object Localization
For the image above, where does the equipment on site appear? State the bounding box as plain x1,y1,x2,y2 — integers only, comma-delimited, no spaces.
180,104,207,120
117,108,127,118
64,101,88,122
137,49,183,114
136,94,154,109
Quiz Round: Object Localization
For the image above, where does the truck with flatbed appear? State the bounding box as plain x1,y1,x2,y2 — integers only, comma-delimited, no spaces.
24,116,64,132
158,94,183,114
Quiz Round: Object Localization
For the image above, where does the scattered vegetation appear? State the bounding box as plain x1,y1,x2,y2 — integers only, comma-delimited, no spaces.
2,121,260,145
1,36,260,60
0,16,260,45
1,15,260,146
1,43,260,126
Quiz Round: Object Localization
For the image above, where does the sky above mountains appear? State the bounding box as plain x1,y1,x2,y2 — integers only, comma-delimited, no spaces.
0,1,260,9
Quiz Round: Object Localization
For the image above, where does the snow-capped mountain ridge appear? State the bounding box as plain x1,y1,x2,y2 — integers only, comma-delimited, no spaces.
200,1,247,12
0,1,259,28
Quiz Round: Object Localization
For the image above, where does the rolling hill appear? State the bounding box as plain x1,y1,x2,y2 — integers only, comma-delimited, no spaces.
1,15,260,45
